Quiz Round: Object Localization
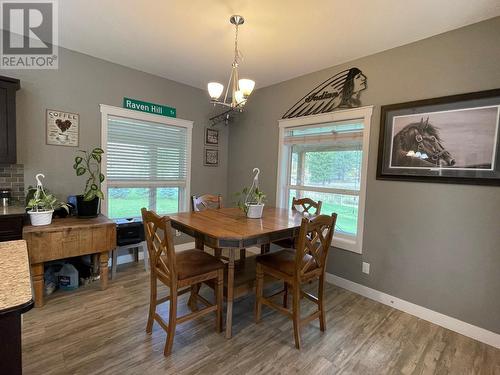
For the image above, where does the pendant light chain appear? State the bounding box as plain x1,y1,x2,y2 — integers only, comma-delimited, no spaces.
234,23,240,66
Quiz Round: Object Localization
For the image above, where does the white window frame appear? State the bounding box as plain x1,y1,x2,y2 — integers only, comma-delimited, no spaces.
99,104,193,217
276,106,373,254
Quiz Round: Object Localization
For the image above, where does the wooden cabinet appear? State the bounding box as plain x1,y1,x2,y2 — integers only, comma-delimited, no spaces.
0,76,20,164
23,215,117,307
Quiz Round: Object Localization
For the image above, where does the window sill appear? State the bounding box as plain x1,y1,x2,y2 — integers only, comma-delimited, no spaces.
332,235,362,254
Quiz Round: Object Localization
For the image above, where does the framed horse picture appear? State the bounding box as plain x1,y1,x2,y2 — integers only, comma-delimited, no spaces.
377,89,500,185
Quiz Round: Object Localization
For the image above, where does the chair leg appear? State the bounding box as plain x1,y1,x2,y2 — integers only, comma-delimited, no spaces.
111,248,118,279
188,283,201,311
142,242,149,272
214,247,222,258
164,286,177,356
146,274,156,334
216,269,224,333
319,275,326,332
283,282,288,308
255,263,264,323
292,281,301,349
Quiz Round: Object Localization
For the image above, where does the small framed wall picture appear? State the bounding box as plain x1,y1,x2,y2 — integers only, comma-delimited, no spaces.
204,148,219,167
46,109,80,147
205,127,219,146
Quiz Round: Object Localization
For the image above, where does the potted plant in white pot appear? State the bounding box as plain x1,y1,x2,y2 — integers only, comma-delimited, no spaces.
26,174,68,226
73,147,105,218
235,168,266,219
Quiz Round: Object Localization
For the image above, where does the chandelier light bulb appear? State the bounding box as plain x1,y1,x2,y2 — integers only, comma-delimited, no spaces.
208,82,224,100
234,90,245,105
238,79,255,97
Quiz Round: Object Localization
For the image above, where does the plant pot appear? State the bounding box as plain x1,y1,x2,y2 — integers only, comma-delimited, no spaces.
28,209,54,226
246,203,264,219
76,195,100,218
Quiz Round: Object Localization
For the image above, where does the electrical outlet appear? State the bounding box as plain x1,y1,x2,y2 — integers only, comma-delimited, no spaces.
175,230,181,237
362,262,370,274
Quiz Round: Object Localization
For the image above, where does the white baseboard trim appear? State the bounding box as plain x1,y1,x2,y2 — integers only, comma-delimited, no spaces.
115,241,195,266
325,273,500,349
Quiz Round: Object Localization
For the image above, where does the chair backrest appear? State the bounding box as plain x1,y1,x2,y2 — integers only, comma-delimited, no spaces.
291,197,322,215
191,194,223,211
295,213,337,277
141,208,177,285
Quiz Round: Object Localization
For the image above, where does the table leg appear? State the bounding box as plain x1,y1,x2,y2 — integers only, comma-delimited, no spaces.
99,251,109,290
91,254,100,279
225,249,236,339
260,243,270,254
195,237,204,250
31,263,44,308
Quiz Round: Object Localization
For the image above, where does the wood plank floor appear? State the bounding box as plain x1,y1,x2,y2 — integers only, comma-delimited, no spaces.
22,263,500,375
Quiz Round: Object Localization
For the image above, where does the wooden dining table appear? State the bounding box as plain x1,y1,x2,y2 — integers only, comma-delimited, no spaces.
168,206,306,338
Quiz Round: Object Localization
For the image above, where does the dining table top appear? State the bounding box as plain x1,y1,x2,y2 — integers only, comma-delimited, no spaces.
168,207,308,248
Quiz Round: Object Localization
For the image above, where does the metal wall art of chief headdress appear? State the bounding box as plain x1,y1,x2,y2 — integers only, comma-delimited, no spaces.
282,67,367,119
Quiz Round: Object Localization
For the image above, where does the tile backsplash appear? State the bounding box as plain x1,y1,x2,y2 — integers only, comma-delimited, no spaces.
0,164,25,203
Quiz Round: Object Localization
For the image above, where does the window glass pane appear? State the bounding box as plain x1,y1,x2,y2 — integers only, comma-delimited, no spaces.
156,187,179,214
290,152,298,185
289,189,359,236
290,146,362,190
108,188,150,219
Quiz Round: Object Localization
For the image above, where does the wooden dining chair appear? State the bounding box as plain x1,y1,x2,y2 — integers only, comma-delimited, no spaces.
272,197,323,249
191,194,246,261
191,194,223,211
255,213,337,349
141,208,224,356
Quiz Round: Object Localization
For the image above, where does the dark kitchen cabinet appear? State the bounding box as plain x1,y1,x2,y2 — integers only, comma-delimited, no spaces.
0,76,20,164
0,215,25,242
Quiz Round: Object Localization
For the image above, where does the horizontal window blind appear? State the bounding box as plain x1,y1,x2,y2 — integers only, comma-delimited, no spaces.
107,116,188,183
284,122,364,146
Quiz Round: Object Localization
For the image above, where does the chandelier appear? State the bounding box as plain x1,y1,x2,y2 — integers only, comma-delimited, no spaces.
208,15,255,125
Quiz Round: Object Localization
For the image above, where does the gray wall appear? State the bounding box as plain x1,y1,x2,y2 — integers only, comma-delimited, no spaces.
4,46,228,205
227,17,500,333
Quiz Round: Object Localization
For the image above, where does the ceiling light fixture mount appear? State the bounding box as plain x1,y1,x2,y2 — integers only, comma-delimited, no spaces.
208,14,255,126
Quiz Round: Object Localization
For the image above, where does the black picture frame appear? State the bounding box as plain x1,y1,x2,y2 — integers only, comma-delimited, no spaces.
377,88,500,186
204,148,219,167
205,127,219,146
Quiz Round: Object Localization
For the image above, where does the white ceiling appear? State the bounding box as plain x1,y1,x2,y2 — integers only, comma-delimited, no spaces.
59,0,500,90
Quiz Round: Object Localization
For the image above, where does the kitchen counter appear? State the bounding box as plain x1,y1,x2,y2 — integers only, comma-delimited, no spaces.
0,240,33,312
0,240,33,375
0,205,26,217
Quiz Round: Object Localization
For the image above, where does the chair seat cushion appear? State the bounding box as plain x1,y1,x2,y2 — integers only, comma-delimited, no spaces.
256,249,317,276
169,249,224,280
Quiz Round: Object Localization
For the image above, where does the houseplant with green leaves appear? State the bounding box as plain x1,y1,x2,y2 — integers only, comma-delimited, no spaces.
73,147,105,218
235,168,266,218
26,173,68,226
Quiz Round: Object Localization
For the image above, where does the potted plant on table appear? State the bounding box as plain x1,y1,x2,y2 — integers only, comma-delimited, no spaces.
235,168,266,219
26,174,68,226
73,147,105,218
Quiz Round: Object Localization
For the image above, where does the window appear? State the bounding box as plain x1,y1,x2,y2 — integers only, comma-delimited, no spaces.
277,107,372,253
100,105,192,219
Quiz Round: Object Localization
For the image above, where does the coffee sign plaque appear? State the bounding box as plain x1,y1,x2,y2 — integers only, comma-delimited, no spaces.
46,109,80,147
